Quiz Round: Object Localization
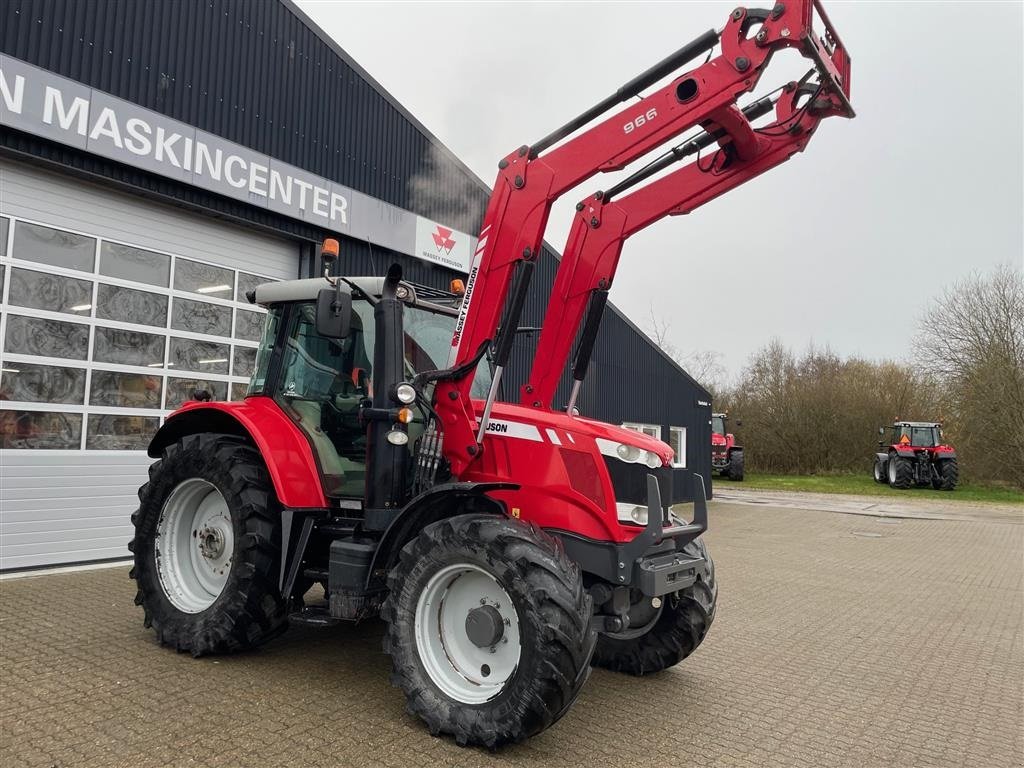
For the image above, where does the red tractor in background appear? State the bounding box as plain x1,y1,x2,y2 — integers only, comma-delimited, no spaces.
129,1,853,748
873,421,959,490
711,413,744,481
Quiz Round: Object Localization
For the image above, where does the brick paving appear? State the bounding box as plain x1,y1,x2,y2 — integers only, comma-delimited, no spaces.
1,502,1021,767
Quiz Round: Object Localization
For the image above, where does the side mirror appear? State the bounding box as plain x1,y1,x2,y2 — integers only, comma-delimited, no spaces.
316,287,352,339
878,427,885,436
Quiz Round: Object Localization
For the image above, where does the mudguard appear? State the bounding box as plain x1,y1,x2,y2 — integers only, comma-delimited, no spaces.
875,452,889,464
365,482,518,590
893,447,917,458
147,398,328,509
933,450,957,460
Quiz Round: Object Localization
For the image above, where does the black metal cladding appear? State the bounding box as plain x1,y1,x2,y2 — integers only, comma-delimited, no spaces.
0,0,712,497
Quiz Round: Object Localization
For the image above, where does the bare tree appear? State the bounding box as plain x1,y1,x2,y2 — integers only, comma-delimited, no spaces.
645,307,726,393
916,264,1024,487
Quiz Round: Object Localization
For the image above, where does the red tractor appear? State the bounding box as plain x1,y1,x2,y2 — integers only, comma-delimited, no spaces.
129,2,853,748
711,413,744,481
873,421,959,490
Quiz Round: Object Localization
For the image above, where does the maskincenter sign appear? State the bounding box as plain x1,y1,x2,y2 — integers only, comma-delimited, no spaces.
0,54,474,272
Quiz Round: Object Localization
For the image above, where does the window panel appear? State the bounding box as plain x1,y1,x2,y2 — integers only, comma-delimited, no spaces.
12,221,95,272
0,362,86,404
98,242,170,287
171,297,231,337
0,410,82,449
89,370,163,408
96,283,168,327
168,337,229,374
165,378,227,410
86,414,159,450
234,308,264,341
4,315,89,359
94,327,166,367
669,427,686,468
174,258,233,297
232,346,257,378
236,271,272,302
0,216,8,257
9,268,93,315
230,382,248,401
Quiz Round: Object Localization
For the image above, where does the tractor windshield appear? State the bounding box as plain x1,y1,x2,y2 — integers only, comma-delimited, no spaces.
711,416,725,435
893,425,940,447
250,298,490,498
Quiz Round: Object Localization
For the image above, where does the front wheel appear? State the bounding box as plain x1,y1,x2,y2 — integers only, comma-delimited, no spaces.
382,515,595,748
592,537,717,675
129,434,287,655
873,459,887,483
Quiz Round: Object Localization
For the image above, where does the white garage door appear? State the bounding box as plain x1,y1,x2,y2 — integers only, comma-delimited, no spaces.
0,159,297,569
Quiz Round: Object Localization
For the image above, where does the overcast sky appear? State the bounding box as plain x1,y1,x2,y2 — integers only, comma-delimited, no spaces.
296,0,1023,381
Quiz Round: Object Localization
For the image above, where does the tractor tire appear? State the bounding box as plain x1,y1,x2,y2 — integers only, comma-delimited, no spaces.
592,537,717,676
887,453,913,490
129,433,287,656
873,459,887,484
382,514,595,748
933,458,959,491
727,450,745,481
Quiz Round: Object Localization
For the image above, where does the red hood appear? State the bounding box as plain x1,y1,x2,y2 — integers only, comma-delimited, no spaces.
711,434,727,446
475,400,674,465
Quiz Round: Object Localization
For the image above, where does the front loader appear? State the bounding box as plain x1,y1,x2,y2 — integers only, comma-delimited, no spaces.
130,0,854,748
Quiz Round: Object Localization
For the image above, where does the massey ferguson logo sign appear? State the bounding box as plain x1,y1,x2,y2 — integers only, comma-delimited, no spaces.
416,217,471,272
432,225,457,254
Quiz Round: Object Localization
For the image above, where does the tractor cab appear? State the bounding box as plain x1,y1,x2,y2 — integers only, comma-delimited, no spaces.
249,275,489,498
884,422,942,449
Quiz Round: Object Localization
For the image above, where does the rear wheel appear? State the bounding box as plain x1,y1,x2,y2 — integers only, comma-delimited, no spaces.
887,453,912,489
727,450,744,481
382,514,595,748
129,434,287,655
592,538,717,675
933,457,959,490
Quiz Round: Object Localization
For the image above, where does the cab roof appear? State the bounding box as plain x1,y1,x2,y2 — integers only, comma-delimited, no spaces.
892,421,941,427
252,276,461,314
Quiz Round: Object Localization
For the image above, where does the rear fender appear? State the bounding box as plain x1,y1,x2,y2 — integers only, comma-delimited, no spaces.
365,482,517,590
893,447,916,458
728,445,744,455
148,399,327,509
933,450,957,460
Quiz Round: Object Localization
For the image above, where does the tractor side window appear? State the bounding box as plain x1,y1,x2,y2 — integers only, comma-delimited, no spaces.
248,309,281,395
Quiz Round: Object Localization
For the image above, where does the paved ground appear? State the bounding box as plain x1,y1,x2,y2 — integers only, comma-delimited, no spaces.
1,500,1022,768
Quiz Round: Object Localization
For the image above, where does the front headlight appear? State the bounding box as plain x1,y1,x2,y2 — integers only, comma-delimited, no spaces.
598,438,665,467
616,502,648,526
616,443,641,462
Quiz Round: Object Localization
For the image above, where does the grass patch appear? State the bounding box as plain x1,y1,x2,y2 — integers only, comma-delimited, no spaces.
738,473,1023,505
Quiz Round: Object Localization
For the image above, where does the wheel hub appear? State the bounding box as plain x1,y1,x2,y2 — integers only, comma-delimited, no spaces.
198,526,225,559
465,604,505,648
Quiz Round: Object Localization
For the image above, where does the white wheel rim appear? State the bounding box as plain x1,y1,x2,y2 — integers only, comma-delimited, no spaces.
888,458,896,484
155,479,234,613
874,463,881,481
414,563,521,704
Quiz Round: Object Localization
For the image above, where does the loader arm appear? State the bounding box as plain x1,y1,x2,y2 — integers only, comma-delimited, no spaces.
434,0,854,475
525,81,849,408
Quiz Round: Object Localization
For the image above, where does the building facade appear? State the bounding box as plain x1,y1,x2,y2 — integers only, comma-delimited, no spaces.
0,0,712,570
